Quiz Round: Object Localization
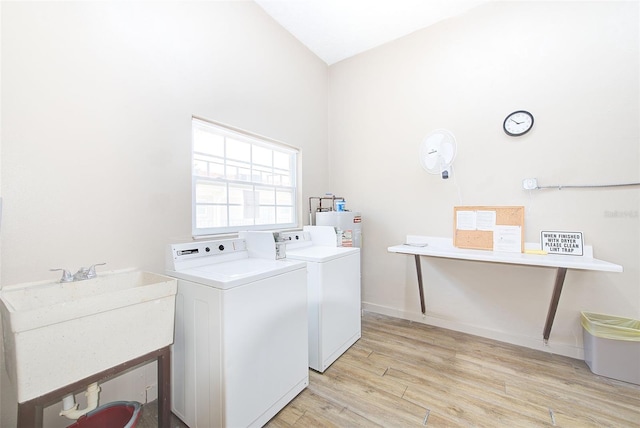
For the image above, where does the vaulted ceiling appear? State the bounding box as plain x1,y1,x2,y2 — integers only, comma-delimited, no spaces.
254,0,488,65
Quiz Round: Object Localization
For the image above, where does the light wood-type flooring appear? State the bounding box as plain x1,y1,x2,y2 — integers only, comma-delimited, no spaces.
142,311,640,427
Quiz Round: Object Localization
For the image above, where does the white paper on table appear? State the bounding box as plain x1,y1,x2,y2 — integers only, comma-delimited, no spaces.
456,211,476,230
476,210,496,231
493,225,522,252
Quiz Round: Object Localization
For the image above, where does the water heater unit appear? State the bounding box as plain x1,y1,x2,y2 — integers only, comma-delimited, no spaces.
315,211,362,248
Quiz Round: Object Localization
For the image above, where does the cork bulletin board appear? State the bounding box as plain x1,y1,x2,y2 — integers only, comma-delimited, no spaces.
453,206,525,252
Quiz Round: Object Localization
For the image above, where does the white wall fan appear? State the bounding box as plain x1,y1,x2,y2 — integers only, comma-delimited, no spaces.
419,129,457,179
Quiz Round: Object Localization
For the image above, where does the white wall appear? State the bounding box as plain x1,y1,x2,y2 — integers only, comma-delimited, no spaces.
1,0,638,426
329,1,639,358
0,1,327,427
1,1,328,286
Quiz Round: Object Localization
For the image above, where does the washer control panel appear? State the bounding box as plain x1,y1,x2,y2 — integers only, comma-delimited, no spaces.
170,239,247,262
278,231,311,244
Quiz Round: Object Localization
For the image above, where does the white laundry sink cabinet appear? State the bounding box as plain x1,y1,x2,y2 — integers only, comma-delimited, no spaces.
0,269,177,403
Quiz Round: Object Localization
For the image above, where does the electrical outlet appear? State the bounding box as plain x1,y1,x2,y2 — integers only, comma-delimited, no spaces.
522,178,538,190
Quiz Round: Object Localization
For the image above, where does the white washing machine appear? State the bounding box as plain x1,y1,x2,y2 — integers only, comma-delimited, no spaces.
279,226,361,372
165,234,308,428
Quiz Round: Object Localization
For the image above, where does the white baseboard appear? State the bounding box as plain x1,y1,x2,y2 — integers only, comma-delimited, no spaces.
362,301,585,360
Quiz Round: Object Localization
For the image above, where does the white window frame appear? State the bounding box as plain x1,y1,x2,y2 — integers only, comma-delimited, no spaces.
191,117,299,236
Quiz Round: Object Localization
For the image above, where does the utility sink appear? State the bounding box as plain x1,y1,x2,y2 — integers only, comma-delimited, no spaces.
0,269,177,403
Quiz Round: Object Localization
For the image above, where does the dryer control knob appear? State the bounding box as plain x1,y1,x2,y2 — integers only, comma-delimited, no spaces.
218,245,225,251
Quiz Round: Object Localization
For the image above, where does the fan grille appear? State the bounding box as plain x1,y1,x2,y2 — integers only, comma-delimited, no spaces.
419,129,457,175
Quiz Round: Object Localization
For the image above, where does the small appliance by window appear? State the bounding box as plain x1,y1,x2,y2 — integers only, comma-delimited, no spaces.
192,117,299,236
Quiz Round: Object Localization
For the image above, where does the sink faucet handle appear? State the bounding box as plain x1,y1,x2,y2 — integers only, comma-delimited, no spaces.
86,263,106,279
50,268,74,283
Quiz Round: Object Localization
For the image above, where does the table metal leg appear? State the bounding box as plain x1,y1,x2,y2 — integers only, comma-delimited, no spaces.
414,254,426,315
543,267,568,343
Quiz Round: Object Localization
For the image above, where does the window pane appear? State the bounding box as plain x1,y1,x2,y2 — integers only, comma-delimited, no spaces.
279,176,291,186
229,205,254,226
226,138,250,161
253,145,272,167
276,207,292,224
196,181,226,204
273,151,290,170
196,205,227,228
193,128,224,156
193,160,208,177
194,154,225,178
227,159,251,181
257,187,275,205
228,184,253,204
276,190,292,205
253,164,272,184
257,206,276,225
243,188,258,220
209,160,225,178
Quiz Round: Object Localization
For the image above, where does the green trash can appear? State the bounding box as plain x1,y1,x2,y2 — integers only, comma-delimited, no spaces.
581,311,640,385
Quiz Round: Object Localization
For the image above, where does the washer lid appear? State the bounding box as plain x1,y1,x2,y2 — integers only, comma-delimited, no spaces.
167,257,305,290
286,245,360,262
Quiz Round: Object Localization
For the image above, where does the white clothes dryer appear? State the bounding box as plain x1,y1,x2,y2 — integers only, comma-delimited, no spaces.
279,226,361,372
166,235,308,428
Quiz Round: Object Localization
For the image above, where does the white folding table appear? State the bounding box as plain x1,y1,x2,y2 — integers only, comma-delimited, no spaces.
388,236,623,342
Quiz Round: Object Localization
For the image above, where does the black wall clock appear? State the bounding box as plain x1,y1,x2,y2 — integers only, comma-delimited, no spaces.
503,110,534,136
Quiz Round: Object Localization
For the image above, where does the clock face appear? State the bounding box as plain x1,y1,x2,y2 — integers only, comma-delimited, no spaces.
503,110,534,136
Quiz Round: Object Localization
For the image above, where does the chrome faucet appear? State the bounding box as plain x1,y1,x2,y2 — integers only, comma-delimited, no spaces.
51,263,106,282
50,268,74,283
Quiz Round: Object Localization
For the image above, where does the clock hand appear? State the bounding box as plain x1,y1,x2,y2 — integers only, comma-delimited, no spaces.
510,118,522,125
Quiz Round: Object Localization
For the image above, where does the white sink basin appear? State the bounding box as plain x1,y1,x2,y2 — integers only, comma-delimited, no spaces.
0,269,177,403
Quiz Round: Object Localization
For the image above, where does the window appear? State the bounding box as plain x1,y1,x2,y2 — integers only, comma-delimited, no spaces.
192,117,299,236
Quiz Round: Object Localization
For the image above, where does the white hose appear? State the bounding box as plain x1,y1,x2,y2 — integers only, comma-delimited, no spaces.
59,382,101,420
